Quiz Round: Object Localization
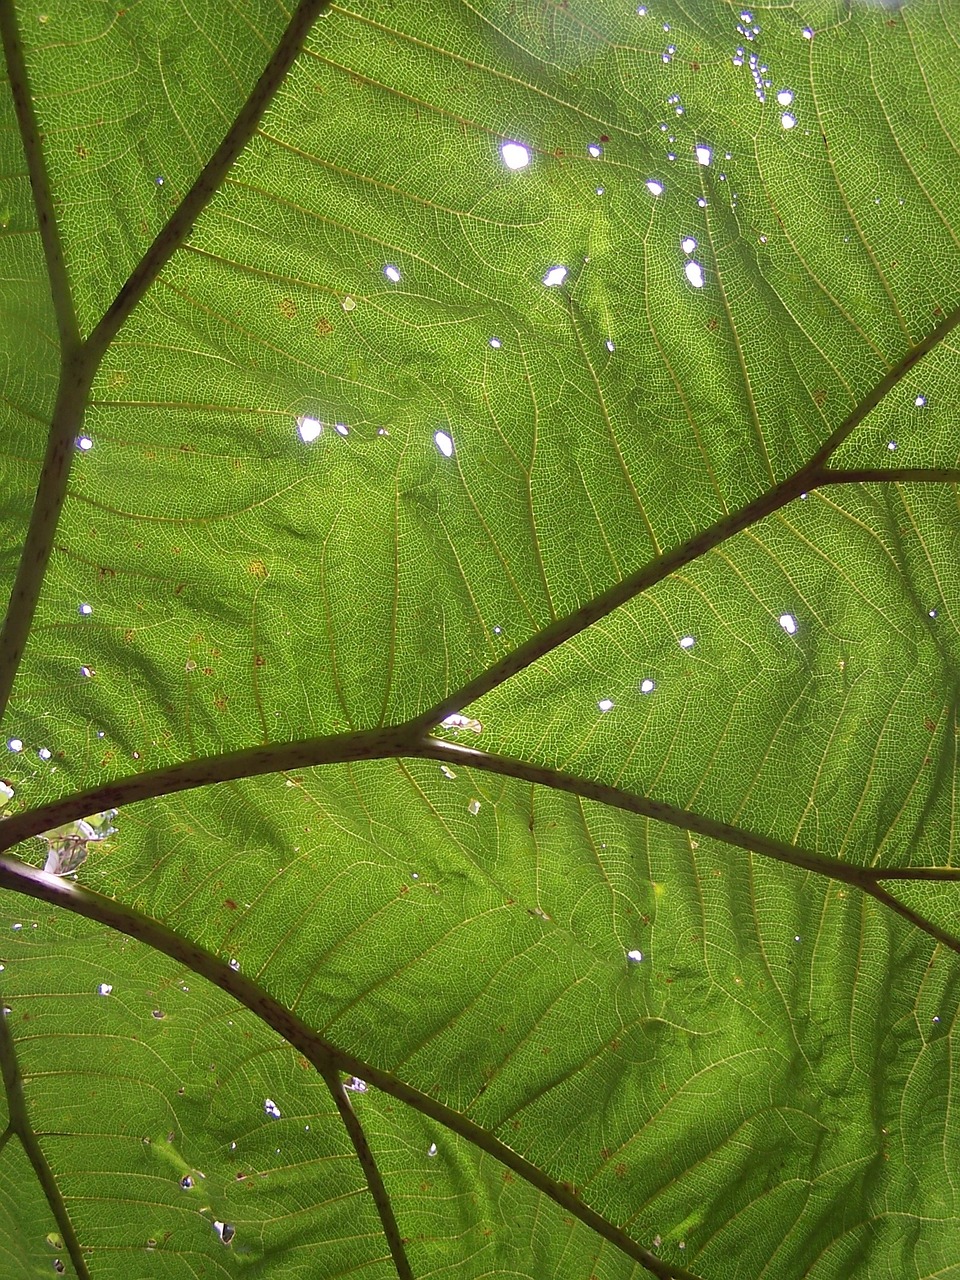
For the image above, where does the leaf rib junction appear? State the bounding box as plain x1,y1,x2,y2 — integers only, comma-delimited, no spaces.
0,854,702,1280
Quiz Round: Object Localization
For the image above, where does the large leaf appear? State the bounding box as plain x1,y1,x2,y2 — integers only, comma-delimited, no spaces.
1,1,959,1276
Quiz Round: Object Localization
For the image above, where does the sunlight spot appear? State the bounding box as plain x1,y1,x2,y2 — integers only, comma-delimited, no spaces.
7,738,22,752
543,265,568,286
681,236,697,253
801,26,814,38
493,625,502,635
427,1143,438,1157
0,781,12,801
887,441,897,451
344,1077,368,1093
214,1222,236,1246
76,436,93,451
777,89,794,106
342,296,356,312
778,613,798,635
489,336,502,348
626,949,644,963
441,713,482,733
500,141,530,170
646,179,664,196
598,698,614,712
794,935,801,942
98,983,112,996
383,265,401,282
11,923,21,931
695,144,712,165
38,747,51,760
78,603,92,616
80,666,94,678
914,394,926,407
587,142,603,157
605,339,615,352
180,1176,193,1190
468,798,481,815
334,423,349,437
684,261,705,288
697,197,707,207
780,112,796,130
264,1099,281,1118
228,958,239,971
679,635,696,650
297,416,323,443
440,765,456,780
639,678,655,693
596,186,605,195
929,609,938,618
154,175,164,186
434,429,454,457
933,1015,941,1024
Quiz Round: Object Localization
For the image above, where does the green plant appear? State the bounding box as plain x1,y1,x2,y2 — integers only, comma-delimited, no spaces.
1,1,958,1275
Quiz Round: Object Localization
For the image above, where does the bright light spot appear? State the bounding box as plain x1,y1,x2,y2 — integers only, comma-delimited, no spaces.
778,613,798,635
697,197,707,208
605,339,615,352
695,144,712,165
229,958,240,971
929,609,938,618
344,1076,368,1092
685,261,705,288
679,635,695,649
489,337,502,348
794,935,801,942
646,179,664,196
427,1143,438,1157
777,89,794,106
78,603,92,616
598,699,614,712
7,739,22,752
740,9,752,18
334,423,349,436
626,949,644,963
76,436,93,451
596,186,605,195
801,26,814,38
587,143,603,158
297,416,323,443
780,113,796,130
213,1222,235,1245
434,430,454,457
98,983,112,996
639,679,655,694
38,747,51,760
887,441,897,451
342,296,356,312
637,4,647,12
681,237,697,253
440,764,456,780
264,1099,281,1118
543,265,568,286
501,141,531,170
915,394,926,407
468,798,481,815
383,265,401,282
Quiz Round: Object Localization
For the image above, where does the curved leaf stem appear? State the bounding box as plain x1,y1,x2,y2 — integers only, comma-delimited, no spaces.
0,350,96,724
321,1069,413,1280
0,0,80,352
805,303,960,471
85,0,330,362
0,1008,91,1280
404,469,818,735
0,854,701,1280
819,467,960,485
0,725,412,854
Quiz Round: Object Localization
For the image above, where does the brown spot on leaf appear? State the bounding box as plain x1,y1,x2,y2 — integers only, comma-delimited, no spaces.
224,899,237,910
706,316,719,332
813,388,828,407
254,654,266,667
316,316,334,337
248,559,267,579
279,297,297,319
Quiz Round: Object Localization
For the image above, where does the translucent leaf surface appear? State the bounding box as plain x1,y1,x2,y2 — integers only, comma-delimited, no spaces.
1,2,960,1277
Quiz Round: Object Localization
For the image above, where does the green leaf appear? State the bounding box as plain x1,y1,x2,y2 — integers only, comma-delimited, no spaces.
1,1,960,1277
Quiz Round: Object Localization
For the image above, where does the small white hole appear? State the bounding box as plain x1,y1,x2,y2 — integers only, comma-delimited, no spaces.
646,179,664,196
434,430,454,457
383,265,401,282
334,423,349,437
297,417,323,443
98,983,112,996
681,237,697,253
626,949,644,963
500,142,531,170
778,613,798,635
543,265,568,286
78,603,93,616
7,739,22,752
489,337,502,348
264,1099,281,1118
695,145,712,166
679,635,695,649
639,679,655,694
777,89,794,106
780,112,796,130
76,436,93,451
684,261,705,288
587,143,603,158
598,698,614,712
